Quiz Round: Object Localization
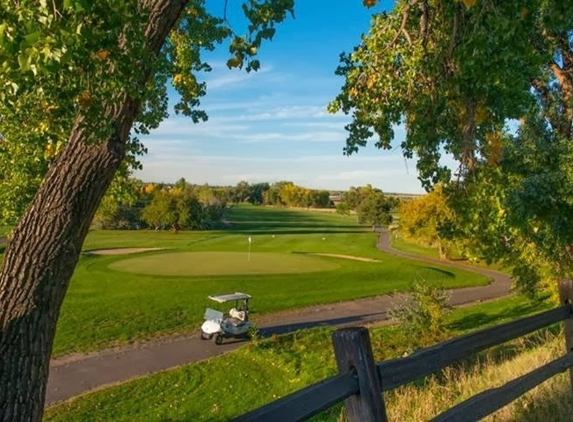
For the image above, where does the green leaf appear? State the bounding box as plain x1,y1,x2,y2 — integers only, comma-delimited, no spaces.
23,31,41,46
17,52,31,71
249,59,260,71
226,57,242,69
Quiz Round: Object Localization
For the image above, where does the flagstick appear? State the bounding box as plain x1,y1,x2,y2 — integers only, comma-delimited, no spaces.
248,236,251,262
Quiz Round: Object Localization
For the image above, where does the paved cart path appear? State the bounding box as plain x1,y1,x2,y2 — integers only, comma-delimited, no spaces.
46,231,511,405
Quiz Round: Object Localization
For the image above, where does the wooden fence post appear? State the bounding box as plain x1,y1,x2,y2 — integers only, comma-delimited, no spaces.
558,279,573,403
332,327,387,422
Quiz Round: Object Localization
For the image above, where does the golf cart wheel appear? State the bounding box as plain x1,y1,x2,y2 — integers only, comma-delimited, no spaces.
214,334,224,345
201,332,212,340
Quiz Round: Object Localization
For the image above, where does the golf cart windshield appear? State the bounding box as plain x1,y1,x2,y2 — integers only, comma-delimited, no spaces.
204,308,224,322
208,292,251,303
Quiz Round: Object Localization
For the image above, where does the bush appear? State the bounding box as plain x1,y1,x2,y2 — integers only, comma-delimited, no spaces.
390,280,452,350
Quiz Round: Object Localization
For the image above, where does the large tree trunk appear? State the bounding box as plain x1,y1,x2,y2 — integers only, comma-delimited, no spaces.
0,1,188,421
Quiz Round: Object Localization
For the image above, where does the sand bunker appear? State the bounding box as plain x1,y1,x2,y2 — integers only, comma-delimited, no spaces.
86,248,164,255
312,253,379,262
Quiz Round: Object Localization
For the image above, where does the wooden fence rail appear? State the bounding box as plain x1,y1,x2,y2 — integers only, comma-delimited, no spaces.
233,279,573,422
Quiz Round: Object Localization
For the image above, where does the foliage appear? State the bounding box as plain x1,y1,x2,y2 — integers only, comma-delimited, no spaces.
356,190,394,228
335,202,351,216
247,323,260,345
390,280,452,350
329,0,548,184
140,186,209,230
330,0,573,293
343,185,378,209
398,186,459,259
336,185,397,227
262,181,332,208
0,0,295,225
92,176,143,229
0,2,297,419
93,177,231,230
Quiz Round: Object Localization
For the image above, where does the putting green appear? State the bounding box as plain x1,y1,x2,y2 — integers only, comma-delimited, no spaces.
108,252,341,276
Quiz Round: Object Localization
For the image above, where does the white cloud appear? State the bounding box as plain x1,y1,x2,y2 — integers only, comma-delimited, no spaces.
205,65,273,90
234,131,345,143
136,149,425,193
228,105,338,121
137,63,425,193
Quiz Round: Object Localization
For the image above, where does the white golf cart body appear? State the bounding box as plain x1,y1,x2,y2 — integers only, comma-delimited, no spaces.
201,292,251,344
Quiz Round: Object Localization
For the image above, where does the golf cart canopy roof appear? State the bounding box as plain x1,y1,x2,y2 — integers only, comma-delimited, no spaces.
208,292,251,303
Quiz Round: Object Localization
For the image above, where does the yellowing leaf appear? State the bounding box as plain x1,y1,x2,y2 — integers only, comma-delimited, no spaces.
94,50,109,61
226,57,242,69
461,0,477,8
77,91,92,108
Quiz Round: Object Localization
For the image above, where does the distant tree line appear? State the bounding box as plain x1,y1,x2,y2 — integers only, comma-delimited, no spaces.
93,177,227,231
92,178,402,231
335,184,399,229
92,178,337,230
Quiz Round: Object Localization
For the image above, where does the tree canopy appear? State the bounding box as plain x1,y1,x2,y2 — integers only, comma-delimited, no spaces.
0,2,295,420
0,0,294,224
398,185,457,259
331,0,573,293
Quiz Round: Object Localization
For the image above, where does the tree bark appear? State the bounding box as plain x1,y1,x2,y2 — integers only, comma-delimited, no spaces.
0,1,188,421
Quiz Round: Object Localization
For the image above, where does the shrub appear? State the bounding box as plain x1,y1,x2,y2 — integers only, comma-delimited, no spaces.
390,280,452,350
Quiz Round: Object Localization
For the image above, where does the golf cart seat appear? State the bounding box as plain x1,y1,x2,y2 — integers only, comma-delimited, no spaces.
229,307,246,322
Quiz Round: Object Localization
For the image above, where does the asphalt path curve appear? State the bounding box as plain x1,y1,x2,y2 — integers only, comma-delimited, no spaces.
46,231,511,405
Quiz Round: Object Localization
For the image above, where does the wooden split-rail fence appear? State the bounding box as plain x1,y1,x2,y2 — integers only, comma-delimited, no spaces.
233,279,573,422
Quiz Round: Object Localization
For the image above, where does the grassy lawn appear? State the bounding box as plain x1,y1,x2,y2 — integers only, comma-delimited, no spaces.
390,235,508,272
391,236,441,259
52,205,490,356
0,226,11,237
108,251,342,276
44,295,553,422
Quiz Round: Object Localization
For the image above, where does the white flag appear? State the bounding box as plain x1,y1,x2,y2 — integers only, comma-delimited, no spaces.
248,236,252,244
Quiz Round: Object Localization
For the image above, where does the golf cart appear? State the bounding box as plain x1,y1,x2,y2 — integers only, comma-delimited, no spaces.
201,292,251,345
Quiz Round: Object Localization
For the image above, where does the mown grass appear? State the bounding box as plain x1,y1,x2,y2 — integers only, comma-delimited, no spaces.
108,251,341,276
44,294,555,422
391,235,441,259
0,225,11,237
53,205,489,356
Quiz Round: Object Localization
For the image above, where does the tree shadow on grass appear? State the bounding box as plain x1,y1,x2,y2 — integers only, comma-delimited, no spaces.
199,312,390,351
414,266,455,278
225,208,344,222
225,229,370,235
444,300,561,371
448,302,553,333
257,312,388,337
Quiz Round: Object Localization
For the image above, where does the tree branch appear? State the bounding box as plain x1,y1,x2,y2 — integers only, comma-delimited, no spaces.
390,5,410,47
548,59,573,139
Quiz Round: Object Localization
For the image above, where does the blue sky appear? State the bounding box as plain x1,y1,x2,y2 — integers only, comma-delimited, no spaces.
136,0,427,194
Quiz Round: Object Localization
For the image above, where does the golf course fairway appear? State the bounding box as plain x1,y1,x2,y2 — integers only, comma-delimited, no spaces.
108,251,341,276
